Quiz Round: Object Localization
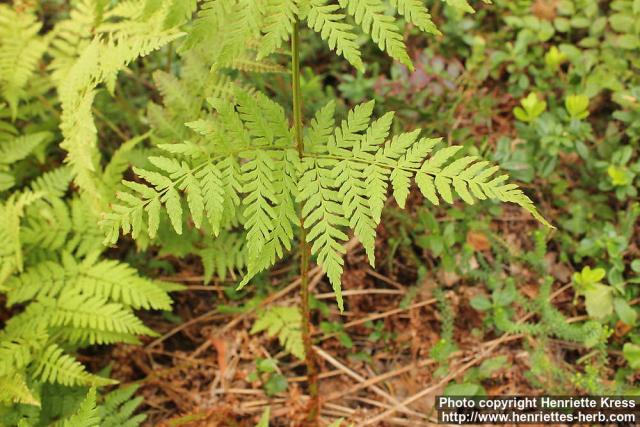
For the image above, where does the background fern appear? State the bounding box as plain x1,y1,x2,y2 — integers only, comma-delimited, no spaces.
0,1,186,419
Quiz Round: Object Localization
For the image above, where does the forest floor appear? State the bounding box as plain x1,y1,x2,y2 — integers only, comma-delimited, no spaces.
92,198,603,426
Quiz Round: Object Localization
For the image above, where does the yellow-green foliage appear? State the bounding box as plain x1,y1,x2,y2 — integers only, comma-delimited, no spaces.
101,0,549,313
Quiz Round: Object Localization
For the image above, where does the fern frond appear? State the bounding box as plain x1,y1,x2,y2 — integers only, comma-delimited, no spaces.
152,71,200,117
59,387,100,427
103,151,241,243
0,337,35,378
163,0,198,28
230,57,288,73
69,197,110,256
243,149,299,282
0,131,51,164
30,166,73,199
196,162,226,235
184,0,263,65
298,157,349,310
56,65,98,194
59,328,142,346
58,25,183,203
414,150,553,227
0,192,42,278
389,0,440,34
241,150,279,267
6,255,173,311
306,0,364,71
98,32,186,93
0,5,48,117
0,373,40,407
182,0,235,51
337,0,411,68
48,0,100,84
298,101,550,309
22,198,72,253
332,105,392,264
40,292,157,337
98,385,146,427
251,306,305,359
236,90,292,147
199,230,248,282
258,0,298,59
299,101,385,310
34,344,115,387
305,100,336,153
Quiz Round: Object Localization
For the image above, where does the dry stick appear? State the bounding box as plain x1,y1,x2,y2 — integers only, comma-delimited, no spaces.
365,269,407,290
288,369,343,382
314,298,439,353
314,346,429,421
146,312,223,349
315,289,405,299
343,298,437,329
348,396,439,425
360,332,513,426
358,283,575,425
324,358,436,403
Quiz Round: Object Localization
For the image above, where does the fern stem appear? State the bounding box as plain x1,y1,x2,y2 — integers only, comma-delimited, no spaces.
292,19,320,425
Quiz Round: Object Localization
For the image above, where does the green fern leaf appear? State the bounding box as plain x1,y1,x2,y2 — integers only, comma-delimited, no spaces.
34,344,115,387
251,307,305,359
199,230,248,282
305,100,336,152
390,0,440,34
241,150,279,279
258,0,298,59
236,89,292,147
298,158,349,311
338,0,412,68
163,0,198,28
7,255,172,310
416,148,552,227
0,373,40,407
0,338,34,378
30,166,73,199
306,0,364,71
98,385,147,427
22,198,72,253
60,387,100,427
0,132,51,165
0,5,48,117
46,292,158,337
197,163,226,235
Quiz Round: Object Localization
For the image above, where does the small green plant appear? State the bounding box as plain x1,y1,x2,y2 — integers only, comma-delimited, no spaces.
252,306,305,360
573,266,613,319
513,92,547,122
248,359,289,397
444,356,510,396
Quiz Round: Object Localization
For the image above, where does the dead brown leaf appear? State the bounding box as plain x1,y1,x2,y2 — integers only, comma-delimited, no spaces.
466,231,491,251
